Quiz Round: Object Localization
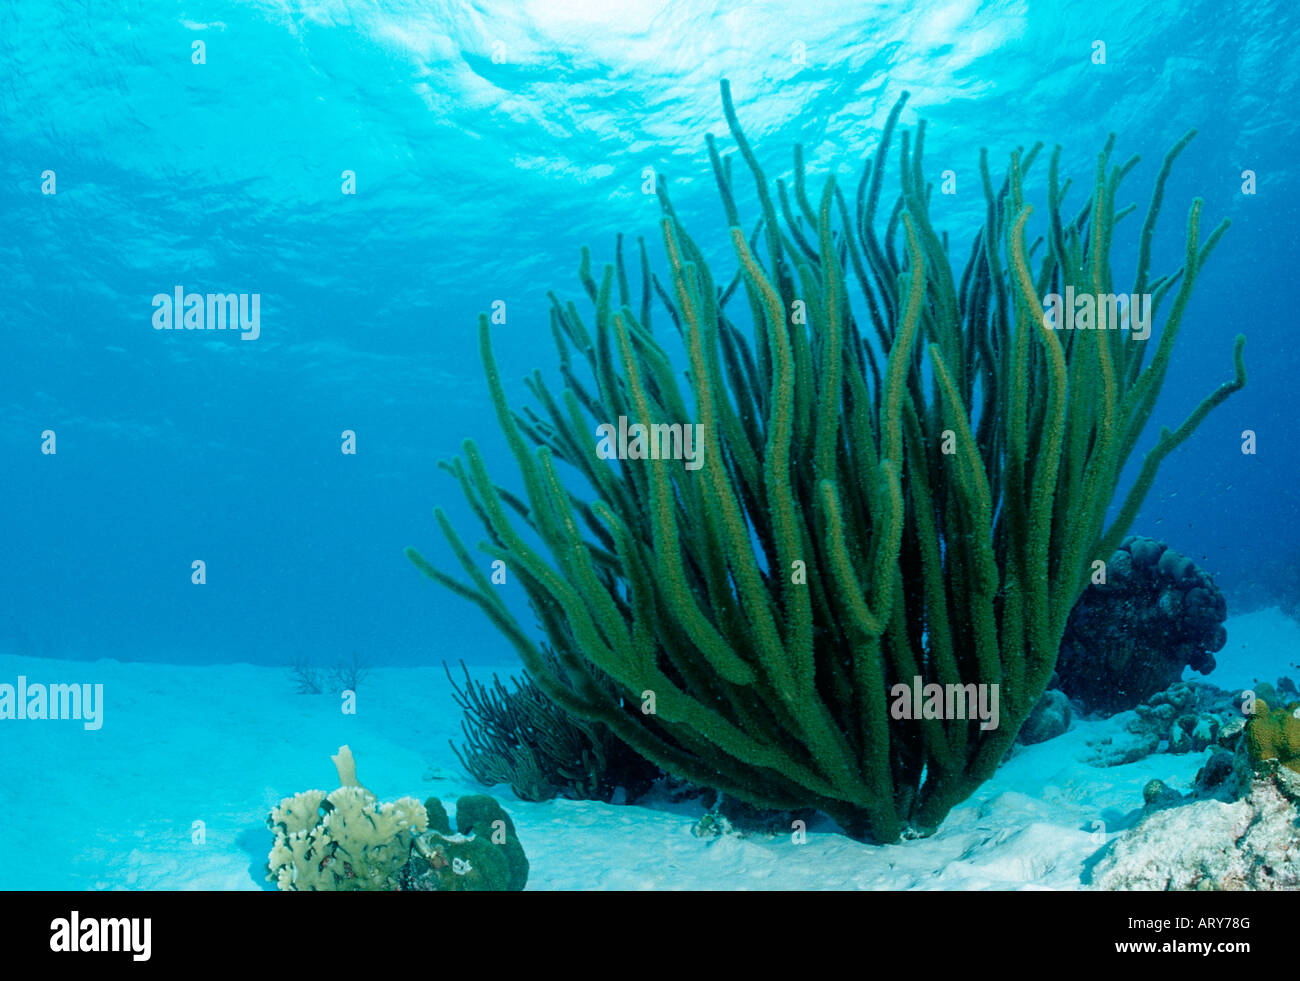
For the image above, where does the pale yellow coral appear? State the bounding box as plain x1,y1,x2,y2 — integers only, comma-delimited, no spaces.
266,751,429,890
331,744,360,787
271,788,327,834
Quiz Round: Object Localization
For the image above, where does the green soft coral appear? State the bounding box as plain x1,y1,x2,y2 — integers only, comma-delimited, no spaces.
407,79,1247,841
1245,699,1300,774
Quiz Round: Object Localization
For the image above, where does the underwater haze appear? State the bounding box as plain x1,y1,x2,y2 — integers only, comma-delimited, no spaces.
1,0,1294,669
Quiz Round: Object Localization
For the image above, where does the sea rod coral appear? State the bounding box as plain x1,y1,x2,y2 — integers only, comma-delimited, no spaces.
407,81,1246,841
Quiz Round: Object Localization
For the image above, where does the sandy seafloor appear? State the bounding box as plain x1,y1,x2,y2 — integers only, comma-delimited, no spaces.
1,608,1296,890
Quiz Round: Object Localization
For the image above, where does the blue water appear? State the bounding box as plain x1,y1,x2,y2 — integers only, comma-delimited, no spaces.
1,0,1295,668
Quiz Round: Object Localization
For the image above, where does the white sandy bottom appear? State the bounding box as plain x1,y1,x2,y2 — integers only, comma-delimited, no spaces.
0,608,1295,890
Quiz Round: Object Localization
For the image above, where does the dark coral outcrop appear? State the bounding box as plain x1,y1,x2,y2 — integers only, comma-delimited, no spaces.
1056,536,1227,713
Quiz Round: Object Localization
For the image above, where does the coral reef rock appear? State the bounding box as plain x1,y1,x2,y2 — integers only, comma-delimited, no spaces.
1090,779,1300,890
1085,681,1242,767
1017,688,1073,745
1057,536,1227,713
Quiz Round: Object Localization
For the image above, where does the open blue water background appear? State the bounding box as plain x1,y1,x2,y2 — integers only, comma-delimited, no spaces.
1,0,1294,667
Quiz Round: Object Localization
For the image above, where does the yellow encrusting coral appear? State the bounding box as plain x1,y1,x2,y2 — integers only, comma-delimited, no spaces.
1246,700,1300,775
